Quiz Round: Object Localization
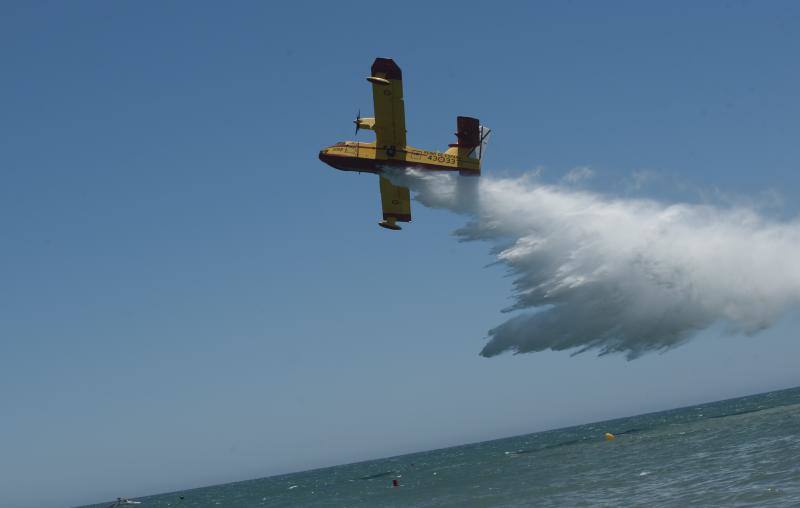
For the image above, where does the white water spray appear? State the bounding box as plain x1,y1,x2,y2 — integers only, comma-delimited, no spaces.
391,169,800,359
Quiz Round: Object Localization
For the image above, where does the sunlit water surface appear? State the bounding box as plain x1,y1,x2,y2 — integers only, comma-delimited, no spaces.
81,387,800,507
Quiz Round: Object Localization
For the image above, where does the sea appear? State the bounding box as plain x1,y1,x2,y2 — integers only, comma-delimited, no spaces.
80,386,800,507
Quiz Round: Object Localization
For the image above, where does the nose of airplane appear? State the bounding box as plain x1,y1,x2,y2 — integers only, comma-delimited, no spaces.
319,147,347,170
319,149,335,168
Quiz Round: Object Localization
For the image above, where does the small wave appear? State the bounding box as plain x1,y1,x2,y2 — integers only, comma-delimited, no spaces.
615,428,645,435
357,471,396,480
505,438,584,456
707,407,768,420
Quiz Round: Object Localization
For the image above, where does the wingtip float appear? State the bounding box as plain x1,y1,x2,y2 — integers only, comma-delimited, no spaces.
319,58,491,231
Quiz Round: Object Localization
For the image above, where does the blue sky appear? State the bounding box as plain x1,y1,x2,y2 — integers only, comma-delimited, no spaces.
2,2,799,507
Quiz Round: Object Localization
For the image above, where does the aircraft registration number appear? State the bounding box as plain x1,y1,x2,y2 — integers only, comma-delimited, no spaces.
424,152,456,165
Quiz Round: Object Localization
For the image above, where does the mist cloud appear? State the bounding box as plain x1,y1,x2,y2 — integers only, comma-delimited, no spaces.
390,169,800,359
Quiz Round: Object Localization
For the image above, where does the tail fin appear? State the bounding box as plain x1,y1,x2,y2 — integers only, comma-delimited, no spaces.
454,116,481,148
450,116,491,160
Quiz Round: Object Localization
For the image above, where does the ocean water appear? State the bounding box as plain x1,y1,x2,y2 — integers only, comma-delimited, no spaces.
82,387,800,507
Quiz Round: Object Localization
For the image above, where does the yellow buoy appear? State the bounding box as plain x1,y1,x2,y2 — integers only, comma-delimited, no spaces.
604,432,616,441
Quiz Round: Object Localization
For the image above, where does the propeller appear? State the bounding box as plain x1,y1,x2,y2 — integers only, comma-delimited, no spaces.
354,109,361,136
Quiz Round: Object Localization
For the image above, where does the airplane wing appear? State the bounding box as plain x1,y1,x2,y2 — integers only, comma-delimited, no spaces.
369,58,406,153
379,176,411,224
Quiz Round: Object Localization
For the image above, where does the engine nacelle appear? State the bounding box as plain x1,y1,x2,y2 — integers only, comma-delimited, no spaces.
355,117,376,131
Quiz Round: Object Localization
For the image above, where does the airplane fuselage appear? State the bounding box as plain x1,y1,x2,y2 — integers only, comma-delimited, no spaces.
319,57,486,230
319,141,480,176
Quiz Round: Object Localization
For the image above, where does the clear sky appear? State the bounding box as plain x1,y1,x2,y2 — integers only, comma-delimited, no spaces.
2,2,799,507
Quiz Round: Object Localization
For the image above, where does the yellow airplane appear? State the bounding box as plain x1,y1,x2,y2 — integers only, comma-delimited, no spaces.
319,58,490,230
